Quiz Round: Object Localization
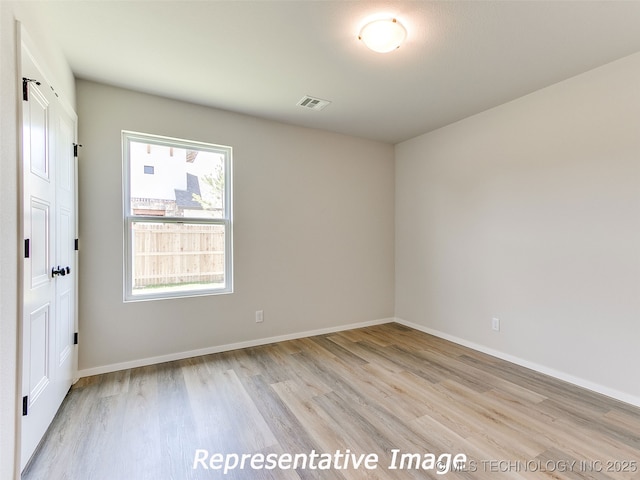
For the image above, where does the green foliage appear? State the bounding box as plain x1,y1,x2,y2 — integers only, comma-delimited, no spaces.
192,162,224,211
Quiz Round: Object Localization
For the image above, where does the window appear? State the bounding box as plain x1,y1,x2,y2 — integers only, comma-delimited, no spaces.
123,131,232,301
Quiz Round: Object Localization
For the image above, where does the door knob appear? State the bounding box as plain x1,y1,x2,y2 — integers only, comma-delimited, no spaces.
52,266,68,277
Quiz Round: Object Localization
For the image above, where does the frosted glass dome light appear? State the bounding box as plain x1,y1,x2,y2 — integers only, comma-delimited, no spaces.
358,18,407,53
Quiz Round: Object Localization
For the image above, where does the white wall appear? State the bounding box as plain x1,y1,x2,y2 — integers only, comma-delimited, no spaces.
76,80,395,373
0,2,76,478
396,52,640,405
0,6,19,478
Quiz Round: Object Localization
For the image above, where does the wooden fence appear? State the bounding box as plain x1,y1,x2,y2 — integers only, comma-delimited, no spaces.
132,222,225,288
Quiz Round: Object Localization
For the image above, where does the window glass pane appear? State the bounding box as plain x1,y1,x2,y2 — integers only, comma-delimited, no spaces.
129,141,226,219
131,222,226,296
123,131,232,301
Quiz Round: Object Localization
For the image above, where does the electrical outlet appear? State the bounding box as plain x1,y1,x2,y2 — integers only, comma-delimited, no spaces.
492,317,500,332
255,310,264,323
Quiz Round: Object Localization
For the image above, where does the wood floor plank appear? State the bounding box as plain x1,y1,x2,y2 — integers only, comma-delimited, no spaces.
482,382,640,473
356,341,444,384
239,375,346,480
269,380,351,455
184,359,278,454
117,365,161,480
308,335,369,367
433,379,548,459
398,345,496,393
155,362,200,480
326,335,406,375
96,368,131,398
23,323,640,480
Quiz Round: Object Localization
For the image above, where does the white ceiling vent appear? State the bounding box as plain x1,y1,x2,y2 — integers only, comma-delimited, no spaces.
297,95,331,111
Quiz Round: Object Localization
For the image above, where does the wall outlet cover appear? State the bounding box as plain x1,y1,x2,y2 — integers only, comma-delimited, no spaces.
492,317,500,331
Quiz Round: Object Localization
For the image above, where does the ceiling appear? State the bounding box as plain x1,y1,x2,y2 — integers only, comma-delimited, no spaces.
28,0,640,144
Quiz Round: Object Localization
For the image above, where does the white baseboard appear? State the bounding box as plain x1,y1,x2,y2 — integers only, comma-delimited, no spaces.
394,317,640,409
77,317,394,378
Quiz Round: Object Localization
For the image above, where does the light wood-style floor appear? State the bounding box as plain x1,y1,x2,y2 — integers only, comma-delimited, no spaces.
23,323,640,479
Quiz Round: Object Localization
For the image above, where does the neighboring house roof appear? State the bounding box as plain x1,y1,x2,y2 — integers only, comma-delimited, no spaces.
174,173,203,209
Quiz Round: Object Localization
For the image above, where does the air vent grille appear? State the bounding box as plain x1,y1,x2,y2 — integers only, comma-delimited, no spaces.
297,95,331,111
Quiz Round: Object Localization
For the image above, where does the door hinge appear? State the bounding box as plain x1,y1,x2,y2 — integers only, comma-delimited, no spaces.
73,143,82,157
74,238,79,251
25,238,30,258
74,332,78,345
22,396,28,416
22,77,41,101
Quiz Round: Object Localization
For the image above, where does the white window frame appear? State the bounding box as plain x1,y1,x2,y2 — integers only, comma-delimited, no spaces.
122,130,233,302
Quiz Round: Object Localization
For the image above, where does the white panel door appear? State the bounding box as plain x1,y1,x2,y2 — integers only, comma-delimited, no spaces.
54,104,77,393
21,47,77,471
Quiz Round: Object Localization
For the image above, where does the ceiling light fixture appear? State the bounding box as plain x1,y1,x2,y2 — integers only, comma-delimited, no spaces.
358,18,407,53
